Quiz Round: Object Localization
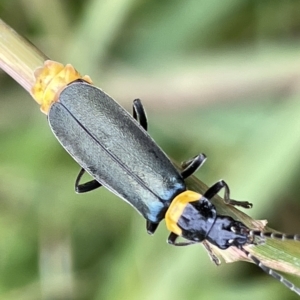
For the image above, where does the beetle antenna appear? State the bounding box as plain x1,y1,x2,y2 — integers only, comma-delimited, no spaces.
237,245,300,296
249,231,300,242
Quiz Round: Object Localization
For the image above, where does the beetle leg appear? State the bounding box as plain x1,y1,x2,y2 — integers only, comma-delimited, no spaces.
167,232,197,246
146,220,159,235
204,180,252,209
170,234,222,263
181,154,207,179
133,99,148,131
202,241,221,265
75,168,102,193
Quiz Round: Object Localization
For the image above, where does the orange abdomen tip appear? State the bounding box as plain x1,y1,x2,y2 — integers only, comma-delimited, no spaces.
31,60,92,114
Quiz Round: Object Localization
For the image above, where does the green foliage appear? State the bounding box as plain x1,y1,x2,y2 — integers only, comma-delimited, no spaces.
1,1,300,299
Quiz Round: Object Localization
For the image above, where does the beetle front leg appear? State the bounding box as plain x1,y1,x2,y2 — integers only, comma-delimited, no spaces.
204,180,252,209
167,232,197,246
202,241,221,265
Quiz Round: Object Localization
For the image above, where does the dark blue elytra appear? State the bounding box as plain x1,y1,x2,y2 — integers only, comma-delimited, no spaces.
48,80,189,230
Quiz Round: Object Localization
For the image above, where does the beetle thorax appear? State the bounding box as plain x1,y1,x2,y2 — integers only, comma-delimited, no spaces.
178,199,217,242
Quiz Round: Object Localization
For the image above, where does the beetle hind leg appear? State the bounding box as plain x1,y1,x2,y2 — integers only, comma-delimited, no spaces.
75,168,102,193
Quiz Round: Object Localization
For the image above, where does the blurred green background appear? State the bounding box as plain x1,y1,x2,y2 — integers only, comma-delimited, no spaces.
1,0,300,299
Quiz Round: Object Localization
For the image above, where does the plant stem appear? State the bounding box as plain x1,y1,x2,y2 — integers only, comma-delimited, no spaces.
0,18,47,93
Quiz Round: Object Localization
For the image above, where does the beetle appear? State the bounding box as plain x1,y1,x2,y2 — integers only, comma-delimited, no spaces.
31,60,300,296
31,61,251,234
